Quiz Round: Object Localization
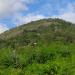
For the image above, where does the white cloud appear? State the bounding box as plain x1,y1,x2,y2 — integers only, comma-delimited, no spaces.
13,14,47,26
0,0,38,33
53,3,75,23
0,24,9,34
57,12,75,23
0,0,34,18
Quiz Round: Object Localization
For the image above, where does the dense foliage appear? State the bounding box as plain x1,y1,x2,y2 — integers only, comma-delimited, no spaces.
0,18,75,75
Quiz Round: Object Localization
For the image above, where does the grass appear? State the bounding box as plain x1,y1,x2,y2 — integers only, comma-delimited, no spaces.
0,42,75,75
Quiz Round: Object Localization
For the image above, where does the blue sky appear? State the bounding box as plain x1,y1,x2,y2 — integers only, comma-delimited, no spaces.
0,0,75,33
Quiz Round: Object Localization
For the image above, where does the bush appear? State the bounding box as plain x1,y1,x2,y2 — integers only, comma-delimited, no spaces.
61,51,71,58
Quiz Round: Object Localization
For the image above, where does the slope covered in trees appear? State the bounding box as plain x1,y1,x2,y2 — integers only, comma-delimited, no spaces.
0,18,75,75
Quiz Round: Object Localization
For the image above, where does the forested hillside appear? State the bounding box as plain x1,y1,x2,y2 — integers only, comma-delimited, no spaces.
0,18,75,75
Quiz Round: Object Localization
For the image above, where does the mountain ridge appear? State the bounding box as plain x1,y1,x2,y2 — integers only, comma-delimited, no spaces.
0,18,74,40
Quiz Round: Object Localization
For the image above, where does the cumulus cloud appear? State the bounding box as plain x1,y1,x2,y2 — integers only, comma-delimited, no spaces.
53,3,75,23
0,0,34,18
0,0,35,33
13,14,47,26
0,24,9,34
56,12,75,23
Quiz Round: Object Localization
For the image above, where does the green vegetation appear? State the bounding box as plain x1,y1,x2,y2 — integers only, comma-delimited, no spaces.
0,18,75,75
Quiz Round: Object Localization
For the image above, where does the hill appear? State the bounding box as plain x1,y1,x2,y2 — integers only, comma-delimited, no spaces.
0,18,75,75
